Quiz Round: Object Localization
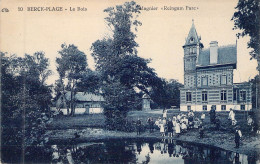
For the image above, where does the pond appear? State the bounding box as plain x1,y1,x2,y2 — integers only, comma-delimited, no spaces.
2,138,258,164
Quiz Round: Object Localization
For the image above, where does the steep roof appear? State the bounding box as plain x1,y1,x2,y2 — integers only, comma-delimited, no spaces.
65,92,105,102
184,20,200,46
197,44,237,67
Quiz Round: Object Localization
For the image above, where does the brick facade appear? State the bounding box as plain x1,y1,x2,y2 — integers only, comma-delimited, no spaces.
180,21,252,111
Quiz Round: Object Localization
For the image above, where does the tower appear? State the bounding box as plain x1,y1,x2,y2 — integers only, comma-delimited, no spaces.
183,20,203,88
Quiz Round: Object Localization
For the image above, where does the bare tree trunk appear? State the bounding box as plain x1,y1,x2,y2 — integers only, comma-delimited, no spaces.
59,78,70,116
71,80,77,116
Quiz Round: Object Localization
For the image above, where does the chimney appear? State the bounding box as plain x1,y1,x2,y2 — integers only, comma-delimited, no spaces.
210,41,218,64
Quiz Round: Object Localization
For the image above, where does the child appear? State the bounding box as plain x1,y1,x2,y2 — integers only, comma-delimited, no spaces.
235,126,242,148
199,124,204,138
201,113,205,123
181,121,187,133
155,118,160,127
247,115,253,126
163,117,167,126
149,118,154,133
167,118,174,137
172,117,177,130
193,118,200,129
247,115,254,133
175,121,181,137
188,110,194,125
160,122,165,137
136,118,142,135
183,116,189,125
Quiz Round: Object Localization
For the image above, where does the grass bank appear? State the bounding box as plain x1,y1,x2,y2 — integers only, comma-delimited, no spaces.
47,109,260,156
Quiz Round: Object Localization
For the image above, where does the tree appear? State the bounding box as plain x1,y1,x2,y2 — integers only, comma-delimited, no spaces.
33,52,52,85
1,52,52,163
249,75,259,109
150,78,183,109
56,44,87,116
76,69,101,94
91,1,160,129
232,0,260,109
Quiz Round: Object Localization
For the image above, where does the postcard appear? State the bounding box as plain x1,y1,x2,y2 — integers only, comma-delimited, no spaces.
0,0,259,163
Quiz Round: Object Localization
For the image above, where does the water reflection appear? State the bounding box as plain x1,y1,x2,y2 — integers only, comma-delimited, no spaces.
49,139,258,164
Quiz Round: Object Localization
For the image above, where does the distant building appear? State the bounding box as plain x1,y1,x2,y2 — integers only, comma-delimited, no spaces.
142,93,151,111
56,92,105,114
180,20,252,111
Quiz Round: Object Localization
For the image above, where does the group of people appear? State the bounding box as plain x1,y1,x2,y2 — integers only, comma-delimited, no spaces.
151,109,205,138
136,107,259,149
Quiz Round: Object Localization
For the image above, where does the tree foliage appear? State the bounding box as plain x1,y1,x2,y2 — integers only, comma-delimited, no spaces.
1,52,52,162
76,70,101,93
232,0,260,109
249,75,259,109
91,1,162,129
232,0,260,66
150,79,183,109
56,44,87,116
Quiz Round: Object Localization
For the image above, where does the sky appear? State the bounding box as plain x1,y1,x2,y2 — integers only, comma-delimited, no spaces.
0,0,258,85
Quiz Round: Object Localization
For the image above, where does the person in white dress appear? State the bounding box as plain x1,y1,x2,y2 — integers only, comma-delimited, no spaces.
229,108,235,121
162,117,167,125
172,116,177,129
160,123,165,137
175,121,181,137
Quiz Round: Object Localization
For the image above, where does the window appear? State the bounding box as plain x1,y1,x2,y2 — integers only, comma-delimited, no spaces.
186,92,192,102
189,48,193,54
240,105,245,110
221,75,227,85
202,77,208,86
193,47,196,53
240,91,246,101
203,105,207,111
190,37,194,43
221,90,227,101
221,105,226,111
202,91,208,102
187,106,191,111
233,89,237,101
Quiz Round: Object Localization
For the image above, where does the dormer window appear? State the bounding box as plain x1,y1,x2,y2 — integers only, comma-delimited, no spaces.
190,37,194,43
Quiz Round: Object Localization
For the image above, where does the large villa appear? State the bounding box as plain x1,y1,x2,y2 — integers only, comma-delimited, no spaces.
180,21,252,111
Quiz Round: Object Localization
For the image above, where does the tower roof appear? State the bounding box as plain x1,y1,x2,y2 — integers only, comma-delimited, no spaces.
184,20,200,46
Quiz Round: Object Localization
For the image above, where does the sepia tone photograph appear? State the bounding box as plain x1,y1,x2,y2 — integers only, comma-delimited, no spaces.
0,0,259,163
